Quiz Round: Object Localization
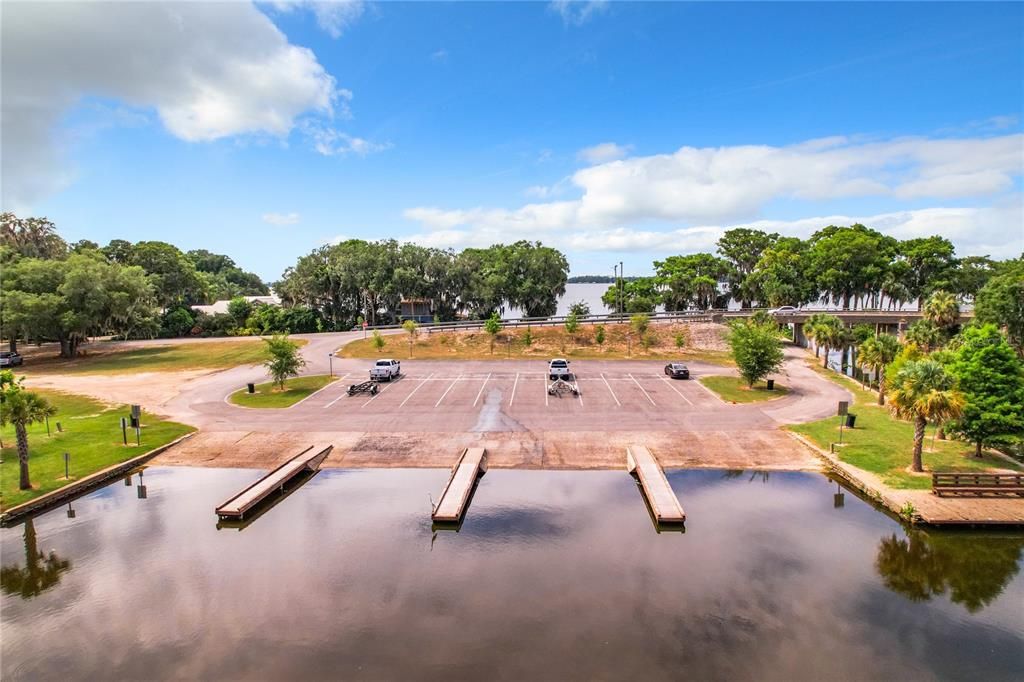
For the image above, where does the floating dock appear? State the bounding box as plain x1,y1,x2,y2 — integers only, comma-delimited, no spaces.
215,443,333,520
627,445,685,524
432,447,488,523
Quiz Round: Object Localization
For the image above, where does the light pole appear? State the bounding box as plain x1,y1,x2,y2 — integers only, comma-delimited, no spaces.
619,261,624,317
328,352,334,377
613,264,618,317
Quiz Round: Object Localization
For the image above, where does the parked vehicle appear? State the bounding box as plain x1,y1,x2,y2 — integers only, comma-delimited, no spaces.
548,358,571,380
369,359,401,381
664,362,690,379
769,306,799,316
0,351,24,367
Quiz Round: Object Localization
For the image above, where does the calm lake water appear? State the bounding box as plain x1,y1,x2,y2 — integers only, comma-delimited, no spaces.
2,467,1022,680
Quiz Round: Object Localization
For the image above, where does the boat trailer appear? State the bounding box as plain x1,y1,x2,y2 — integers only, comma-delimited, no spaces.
347,380,380,396
548,375,580,396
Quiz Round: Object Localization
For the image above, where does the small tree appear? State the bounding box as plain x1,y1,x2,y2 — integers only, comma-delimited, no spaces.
484,312,501,354
595,325,606,345
402,320,418,358
630,313,649,337
227,297,253,327
727,321,784,387
946,324,1024,457
675,332,686,348
568,301,590,317
0,372,57,490
523,328,533,346
564,311,580,343
372,329,386,353
262,334,305,390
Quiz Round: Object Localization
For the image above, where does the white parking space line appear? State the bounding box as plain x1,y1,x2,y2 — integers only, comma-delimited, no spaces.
629,373,657,406
361,377,401,408
659,377,693,405
321,373,352,408
472,373,492,407
509,372,519,406
601,373,621,407
399,372,435,407
435,373,463,407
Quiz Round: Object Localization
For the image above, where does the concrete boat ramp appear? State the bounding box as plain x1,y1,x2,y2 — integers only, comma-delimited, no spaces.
215,443,333,520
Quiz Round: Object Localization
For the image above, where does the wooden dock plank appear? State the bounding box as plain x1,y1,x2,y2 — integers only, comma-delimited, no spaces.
432,447,487,523
627,445,685,523
216,443,332,519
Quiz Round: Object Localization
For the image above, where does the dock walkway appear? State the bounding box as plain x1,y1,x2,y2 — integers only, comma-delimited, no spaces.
627,445,685,524
216,443,332,519
432,447,487,523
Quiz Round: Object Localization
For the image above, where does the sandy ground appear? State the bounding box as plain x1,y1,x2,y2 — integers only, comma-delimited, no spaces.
26,370,215,410
152,429,821,471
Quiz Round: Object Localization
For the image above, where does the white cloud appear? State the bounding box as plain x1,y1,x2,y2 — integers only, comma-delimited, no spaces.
401,202,1024,258
0,1,365,211
549,1,609,26
403,133,1024,233
262,212,301,225
577,142,633,164
431,49,449,62
302,122,391,156
270,1,366,39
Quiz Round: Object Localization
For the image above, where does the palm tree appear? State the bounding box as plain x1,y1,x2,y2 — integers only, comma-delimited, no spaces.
922,290,959,330
859,334,901,405
813,316,845,369
887,359,965,473
0,387,57,490
905,320,944,352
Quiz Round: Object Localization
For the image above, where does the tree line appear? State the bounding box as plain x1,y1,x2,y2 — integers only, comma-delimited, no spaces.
0,213,570,355
1,213,269,356
275,239,569,328
603,224,1019,314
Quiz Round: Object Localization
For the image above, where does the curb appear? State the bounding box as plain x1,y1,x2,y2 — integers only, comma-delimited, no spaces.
0,431,197,526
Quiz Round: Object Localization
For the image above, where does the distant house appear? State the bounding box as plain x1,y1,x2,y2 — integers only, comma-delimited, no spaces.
192,295,280,316
400,298,433,323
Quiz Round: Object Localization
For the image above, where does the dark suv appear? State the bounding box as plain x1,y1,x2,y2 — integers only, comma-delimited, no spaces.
664,362,689,379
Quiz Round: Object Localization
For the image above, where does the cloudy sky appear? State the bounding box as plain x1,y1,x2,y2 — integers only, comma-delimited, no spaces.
2,1,1022,279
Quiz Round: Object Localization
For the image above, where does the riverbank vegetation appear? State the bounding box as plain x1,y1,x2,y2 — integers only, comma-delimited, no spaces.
699,376,789,403
229,375,336,409
0,389,193,510
20,339,298,375
600,226,1020,332
340,320,733,364
790,365,1019,489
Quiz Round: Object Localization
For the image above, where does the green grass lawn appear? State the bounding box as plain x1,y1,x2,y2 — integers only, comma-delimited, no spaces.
0,390,194,510
22,338,308,376
789,362,1021,489
699,375,789,403
229,375,337,408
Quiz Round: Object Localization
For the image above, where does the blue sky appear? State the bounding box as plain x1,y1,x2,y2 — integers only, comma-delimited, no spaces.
3,1,1022,281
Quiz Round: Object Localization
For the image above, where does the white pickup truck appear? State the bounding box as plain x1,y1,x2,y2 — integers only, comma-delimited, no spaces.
548,358,572,380
370,359,401,381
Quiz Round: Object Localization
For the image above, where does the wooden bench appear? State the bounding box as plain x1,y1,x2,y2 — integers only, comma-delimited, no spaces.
932,472,1024,497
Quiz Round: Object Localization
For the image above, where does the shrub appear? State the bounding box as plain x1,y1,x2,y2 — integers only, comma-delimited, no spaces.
595,325,606,345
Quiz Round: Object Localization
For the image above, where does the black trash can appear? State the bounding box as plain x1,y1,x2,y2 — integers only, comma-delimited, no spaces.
845,413,857,428
247,383,255,394
766,379,775,390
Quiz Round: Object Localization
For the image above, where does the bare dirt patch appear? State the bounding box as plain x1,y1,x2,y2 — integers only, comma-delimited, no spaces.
25,370,214,412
